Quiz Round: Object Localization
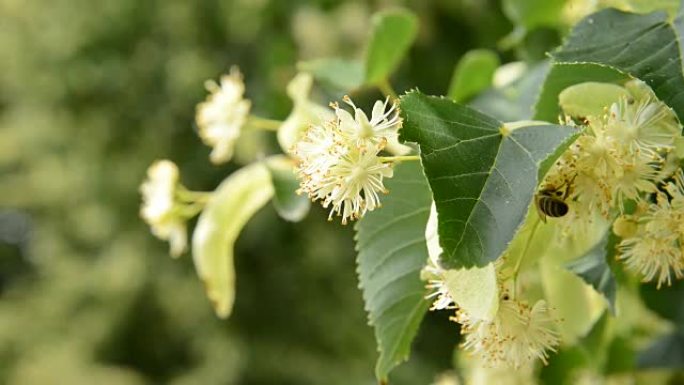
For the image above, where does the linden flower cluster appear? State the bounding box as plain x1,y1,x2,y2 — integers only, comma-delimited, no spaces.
195,67,251,164
140,160,206,257
545,94,679,225
543,82,684,287
455,298,559,369
615,169,684,288
424,260,559,369
293,96,402,224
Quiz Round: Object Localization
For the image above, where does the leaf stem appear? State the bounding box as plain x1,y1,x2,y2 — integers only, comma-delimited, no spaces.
379,155,420,163
512,215,541,298
247,116,282,131
177,187,213,204
377,79,399,100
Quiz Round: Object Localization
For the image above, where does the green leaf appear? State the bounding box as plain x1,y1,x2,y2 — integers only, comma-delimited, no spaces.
637,331,684,369
400,91,576,268
502,0,565,30
534,63,628,122
365,8,419,84
470,61,550,121
558,82,631,118
297,58,365,91
265,156,310,222
565,231,617,314
447,49,500,102
354,162,432,382
192,162,274,318
640,279,684,327
552,9,684,123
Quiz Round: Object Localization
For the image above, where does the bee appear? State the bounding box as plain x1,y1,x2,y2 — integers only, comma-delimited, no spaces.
535,176,574,222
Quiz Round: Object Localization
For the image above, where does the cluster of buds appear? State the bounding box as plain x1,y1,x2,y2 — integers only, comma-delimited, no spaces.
139,160,208,257
293,96,403,224
195,67,251,164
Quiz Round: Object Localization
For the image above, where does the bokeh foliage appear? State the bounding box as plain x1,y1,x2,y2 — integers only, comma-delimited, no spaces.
0,0,511,384
3,0,682,384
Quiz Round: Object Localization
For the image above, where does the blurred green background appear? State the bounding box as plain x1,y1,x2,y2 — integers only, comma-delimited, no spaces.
0,0,576,384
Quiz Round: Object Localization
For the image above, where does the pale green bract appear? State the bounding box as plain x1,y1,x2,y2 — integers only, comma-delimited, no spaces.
559,82,630,118
192,161,274,319
425,203,499,321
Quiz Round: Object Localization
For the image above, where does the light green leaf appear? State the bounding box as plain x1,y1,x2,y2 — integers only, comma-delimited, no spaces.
558,82,630,118
297,58,365,91
443,265,498,321
400,91,576,268
552,9,684,123
355,162,432,382
365,8,419,84
534,63,628,122
447,49,500,103
565,231,618,314
424,204,499,321
265,156,310,222
502,0,565,30
192,162,274,318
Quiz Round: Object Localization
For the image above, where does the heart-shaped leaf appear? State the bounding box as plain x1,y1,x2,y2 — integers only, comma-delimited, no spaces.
355,162,432,382
400,91,576,268
552,9,684,123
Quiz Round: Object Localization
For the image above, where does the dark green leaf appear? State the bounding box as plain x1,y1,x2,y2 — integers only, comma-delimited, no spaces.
606,336,635,373
297,58,365,91
470,61,550,122
641,279,684,327
265,156,310,222
534,63,629,121
675,0,684,60
540,346,588,385
400,91,576,268
637,331,684,369
552,9,684,123
365,9,419,84
565,232,617,314
447,49,500,102
355,162,432,382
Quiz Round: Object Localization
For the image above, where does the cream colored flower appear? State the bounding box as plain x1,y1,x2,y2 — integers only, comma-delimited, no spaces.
617,169,684,287
293,96,400,224
319,146,392,224
541,86,679,237
333,95,404,150
457,298,560,368
140,160,187,257
195,67,251,164
606,95,679,153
